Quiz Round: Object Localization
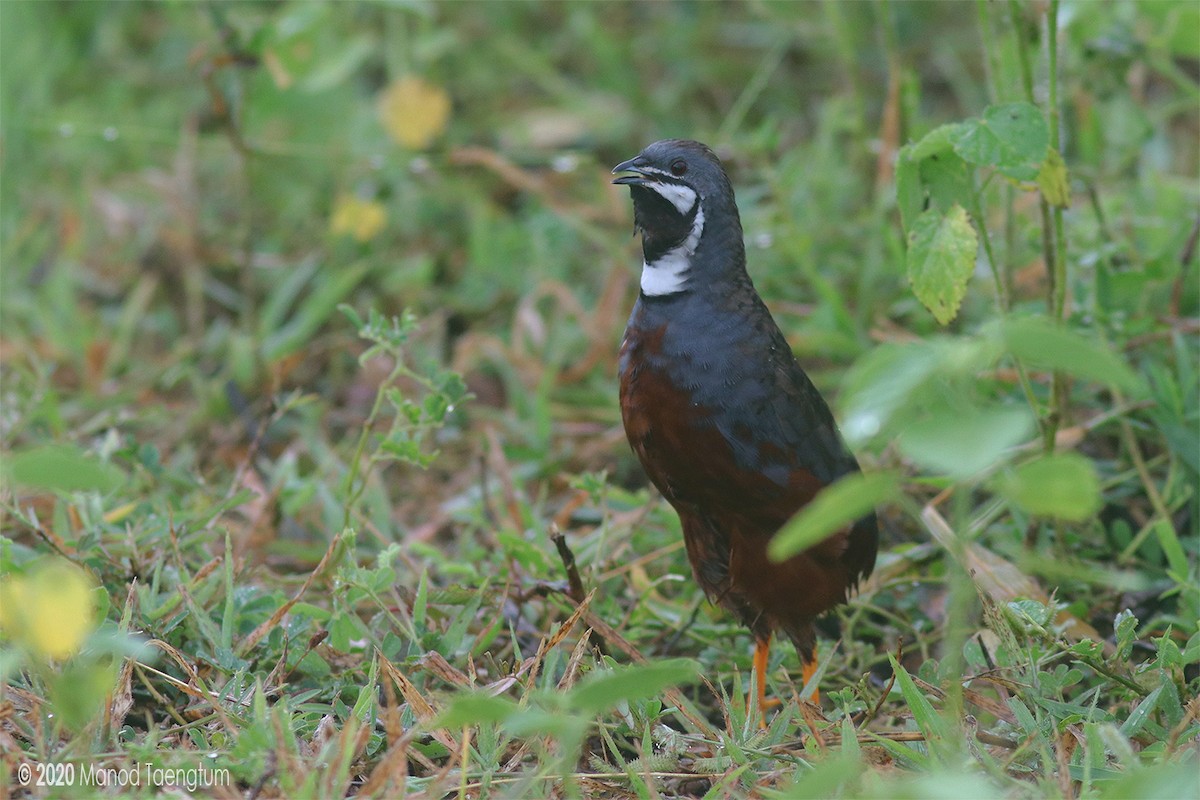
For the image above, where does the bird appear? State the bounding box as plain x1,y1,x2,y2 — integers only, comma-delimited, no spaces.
612,139,878,717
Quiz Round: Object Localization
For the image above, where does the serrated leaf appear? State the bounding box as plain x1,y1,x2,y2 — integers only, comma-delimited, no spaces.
994,453,1102,521
906,205,978,325
568,659,699,714
1037,147,1070,207
950,102,1049,182
897,405,1033,477
769,471,899,561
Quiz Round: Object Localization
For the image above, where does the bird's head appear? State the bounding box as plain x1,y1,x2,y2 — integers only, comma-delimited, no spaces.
612,139,742,296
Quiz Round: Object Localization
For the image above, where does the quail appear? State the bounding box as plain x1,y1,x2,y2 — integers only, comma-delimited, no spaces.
613,139,878,714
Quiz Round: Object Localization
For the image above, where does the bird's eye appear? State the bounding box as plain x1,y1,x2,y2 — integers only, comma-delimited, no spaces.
670,159,688,176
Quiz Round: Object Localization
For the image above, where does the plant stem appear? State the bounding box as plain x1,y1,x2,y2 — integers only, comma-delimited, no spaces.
1007,0,1035,101
976,0,1046,436
970,180,1012,313
1046,0,1070,451
976,0,1004,103
342,357,406,530
1016,0,1070,453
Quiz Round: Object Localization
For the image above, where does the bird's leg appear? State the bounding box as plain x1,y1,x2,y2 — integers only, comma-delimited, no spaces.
800,655,821,704
749,635,780,726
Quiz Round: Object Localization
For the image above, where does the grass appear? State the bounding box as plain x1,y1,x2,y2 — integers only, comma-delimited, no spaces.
1,1,1198,798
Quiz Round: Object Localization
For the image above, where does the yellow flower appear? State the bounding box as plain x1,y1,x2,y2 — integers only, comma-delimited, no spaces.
0,558,97,660
377,76,451,149
330,194,387,242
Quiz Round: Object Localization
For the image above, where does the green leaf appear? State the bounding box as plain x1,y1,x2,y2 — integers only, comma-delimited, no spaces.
49,660,118,732
897,405,1033,477
897,125,970,236
769,471,900,561
1120,685,1164,738
895,151,922,235
887,652,950,742
1000,316,1140,391
568,659,699,714
4,444,126,492
950,102,1049,182
262,263,370,360
904,122,964,162
1037,147,1070,207
1151,518,1190,580
504,707,589,740
841,343,944,444
437,691,518,727
1113,609,1139,661
260,258,321,336
993,453,1102,521
920,151,974,215
906,204,978,325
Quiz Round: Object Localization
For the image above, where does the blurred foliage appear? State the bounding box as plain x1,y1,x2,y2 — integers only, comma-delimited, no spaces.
1,1,1197,798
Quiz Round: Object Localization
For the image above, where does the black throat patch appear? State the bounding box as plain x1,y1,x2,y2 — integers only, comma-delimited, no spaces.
630,185,698,264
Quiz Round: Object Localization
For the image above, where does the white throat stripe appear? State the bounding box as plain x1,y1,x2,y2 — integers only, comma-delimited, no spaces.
641,205,705,296
646,181,698,215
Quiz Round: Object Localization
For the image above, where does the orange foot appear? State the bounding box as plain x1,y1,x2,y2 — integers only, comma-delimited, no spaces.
748,636,785,728
800,655,821,704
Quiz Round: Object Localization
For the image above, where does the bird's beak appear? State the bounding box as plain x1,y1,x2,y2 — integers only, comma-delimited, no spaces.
612,156,653,186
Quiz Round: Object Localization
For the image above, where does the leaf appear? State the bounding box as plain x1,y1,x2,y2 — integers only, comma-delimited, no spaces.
920,151,974,216
906,204,978,325
895,152,922,236
437,691,518,727
1120,685,1164,738
568,659,699,714
1151,518,1190,580
261,263,371,360
950,102,1049,182
260,4,329,90
1112,609,1139,661
330,194,387,241
904,122,964,162
1037,147,1070,207
840,342,946,445
49,659,118,731
896,124,967,235
377,76,451,149
999,316,1140,391
887,652,951,742
897,405,1033,477
4,444,126,492
769,471,900,562
993,452,1102,521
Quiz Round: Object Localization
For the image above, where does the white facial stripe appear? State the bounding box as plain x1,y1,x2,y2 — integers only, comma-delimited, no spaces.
645,181,697,215
641,205,705,296
637,165,671,176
